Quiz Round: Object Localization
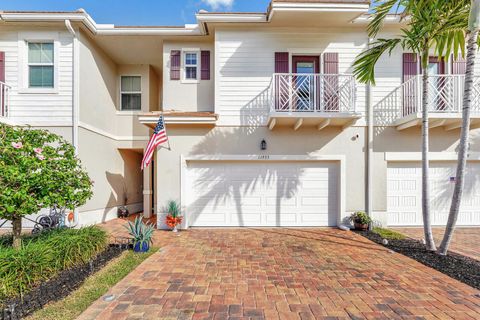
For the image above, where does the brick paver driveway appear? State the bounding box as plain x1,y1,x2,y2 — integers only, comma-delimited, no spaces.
80,224,480,320
393,227,480,261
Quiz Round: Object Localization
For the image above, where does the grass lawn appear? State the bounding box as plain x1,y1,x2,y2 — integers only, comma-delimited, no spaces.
26,248,157,320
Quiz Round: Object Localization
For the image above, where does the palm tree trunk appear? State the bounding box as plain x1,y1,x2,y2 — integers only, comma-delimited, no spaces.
421,56,436,251
438,29,479,255
12,215,22,250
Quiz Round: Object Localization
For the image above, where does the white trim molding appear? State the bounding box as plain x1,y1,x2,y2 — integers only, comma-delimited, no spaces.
385,152,480,162
17,31,61,94
78,121,150,141
180,154,346,228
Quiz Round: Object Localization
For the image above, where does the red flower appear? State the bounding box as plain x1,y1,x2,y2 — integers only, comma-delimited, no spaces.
166,215,183,229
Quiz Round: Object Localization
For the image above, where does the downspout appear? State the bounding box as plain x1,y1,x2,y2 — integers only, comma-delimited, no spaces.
65,19,79,152
65,19,81,225
366,37,374,225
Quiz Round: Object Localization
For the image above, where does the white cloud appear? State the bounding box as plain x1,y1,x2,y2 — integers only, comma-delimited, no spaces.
201,0,234,10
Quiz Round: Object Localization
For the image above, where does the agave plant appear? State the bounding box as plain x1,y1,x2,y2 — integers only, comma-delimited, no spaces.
125,217,154,252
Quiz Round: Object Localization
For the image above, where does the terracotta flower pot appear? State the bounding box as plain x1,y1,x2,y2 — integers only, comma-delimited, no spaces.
354,222,369,231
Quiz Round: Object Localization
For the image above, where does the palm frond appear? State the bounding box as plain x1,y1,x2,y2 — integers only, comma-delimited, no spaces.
353,38,402,84
368,0,409,38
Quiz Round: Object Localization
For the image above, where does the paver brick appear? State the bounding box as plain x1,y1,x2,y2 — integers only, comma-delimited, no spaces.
77,220,480,319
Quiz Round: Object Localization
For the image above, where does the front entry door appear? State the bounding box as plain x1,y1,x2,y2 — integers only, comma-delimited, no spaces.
292,56,320,111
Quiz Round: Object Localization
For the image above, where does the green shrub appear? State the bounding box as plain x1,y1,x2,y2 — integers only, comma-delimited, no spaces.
0,226,107,300
372,227,406,240
349,211,372,225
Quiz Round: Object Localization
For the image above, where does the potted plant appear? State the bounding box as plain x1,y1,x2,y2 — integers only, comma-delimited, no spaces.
349,211,372,231
125,216,154,252
165,200,183,232
117,186,129,218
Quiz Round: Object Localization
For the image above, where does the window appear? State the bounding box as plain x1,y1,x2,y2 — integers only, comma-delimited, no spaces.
184,52,198,80
28,42,54,88
121,76,142,111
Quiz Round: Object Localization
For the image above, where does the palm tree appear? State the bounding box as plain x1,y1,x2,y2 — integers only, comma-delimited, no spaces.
438,0,480,255
354,0,468,251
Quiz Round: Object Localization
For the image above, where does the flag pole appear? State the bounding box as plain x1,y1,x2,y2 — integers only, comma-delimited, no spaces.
162,111,172,151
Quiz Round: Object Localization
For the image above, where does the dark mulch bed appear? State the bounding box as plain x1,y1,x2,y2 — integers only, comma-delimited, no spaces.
1,244,129,320
356,230,480,290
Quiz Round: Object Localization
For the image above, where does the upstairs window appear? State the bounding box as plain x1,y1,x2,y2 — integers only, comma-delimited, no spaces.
28,42,54,88
121,76,142,111
184,52,198,80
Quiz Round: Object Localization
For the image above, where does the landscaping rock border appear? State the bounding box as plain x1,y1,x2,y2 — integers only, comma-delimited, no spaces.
1,244,128,320
356,230,480,290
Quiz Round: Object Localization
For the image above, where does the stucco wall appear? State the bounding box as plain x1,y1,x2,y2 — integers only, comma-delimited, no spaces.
155,126,366,224
77,128,144,223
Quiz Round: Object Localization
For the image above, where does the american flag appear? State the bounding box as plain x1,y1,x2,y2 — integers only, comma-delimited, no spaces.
141,115,168,170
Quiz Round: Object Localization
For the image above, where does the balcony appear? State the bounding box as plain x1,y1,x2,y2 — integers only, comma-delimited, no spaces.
0,81,10,119
267,73,360,131
377,75,480,131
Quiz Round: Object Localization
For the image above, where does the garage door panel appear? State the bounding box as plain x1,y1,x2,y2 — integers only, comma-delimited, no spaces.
231,213,262,225
227,196,262,206
265,197,297,207
191,212,227,226
265,213,297,224
387,162,480,226
189,196,226,208
187,161,339,227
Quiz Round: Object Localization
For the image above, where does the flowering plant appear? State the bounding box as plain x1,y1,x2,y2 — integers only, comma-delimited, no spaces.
0,124,93,248
165,200,183,229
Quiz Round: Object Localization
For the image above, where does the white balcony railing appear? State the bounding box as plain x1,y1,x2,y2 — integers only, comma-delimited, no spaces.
376,75,480,118
0,81,11,118
269,73,356,114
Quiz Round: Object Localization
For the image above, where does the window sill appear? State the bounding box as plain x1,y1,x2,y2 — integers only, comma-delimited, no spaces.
181,79,200,84
116,110,144,116
18,88,58,94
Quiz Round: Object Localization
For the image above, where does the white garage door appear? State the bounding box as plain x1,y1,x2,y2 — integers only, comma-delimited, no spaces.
186,161,339,227
387,162,480,226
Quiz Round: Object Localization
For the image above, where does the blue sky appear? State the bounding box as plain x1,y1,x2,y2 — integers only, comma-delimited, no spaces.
0,0,272,26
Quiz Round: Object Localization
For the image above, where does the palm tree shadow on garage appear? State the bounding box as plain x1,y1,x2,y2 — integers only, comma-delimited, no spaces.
186,87,339,227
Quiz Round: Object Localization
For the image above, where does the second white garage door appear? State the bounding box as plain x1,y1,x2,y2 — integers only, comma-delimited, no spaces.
186,161,339,227
387,162,480,226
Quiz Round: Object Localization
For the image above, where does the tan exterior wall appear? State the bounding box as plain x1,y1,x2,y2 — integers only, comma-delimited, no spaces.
77,128,144,223
163,41,214,112
77,30,148,224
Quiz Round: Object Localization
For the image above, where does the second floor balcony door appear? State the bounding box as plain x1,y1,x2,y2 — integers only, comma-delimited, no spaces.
427,57,447,111
292,56,320,111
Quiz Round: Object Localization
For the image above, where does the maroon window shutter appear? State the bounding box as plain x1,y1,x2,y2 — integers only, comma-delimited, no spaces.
403,53,419,116
274,52,289,111
323,52,338,74
0,52,5,116
0,52,5,83
170,50,181,80
323,53,339,111
403,53,419,81
275,52,289,73
201,50,210,80
452,56,467,74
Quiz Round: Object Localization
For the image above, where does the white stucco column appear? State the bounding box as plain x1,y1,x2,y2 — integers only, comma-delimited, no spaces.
143,164,153,218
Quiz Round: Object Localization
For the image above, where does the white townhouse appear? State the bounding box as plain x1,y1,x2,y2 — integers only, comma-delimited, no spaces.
1,0,480,228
